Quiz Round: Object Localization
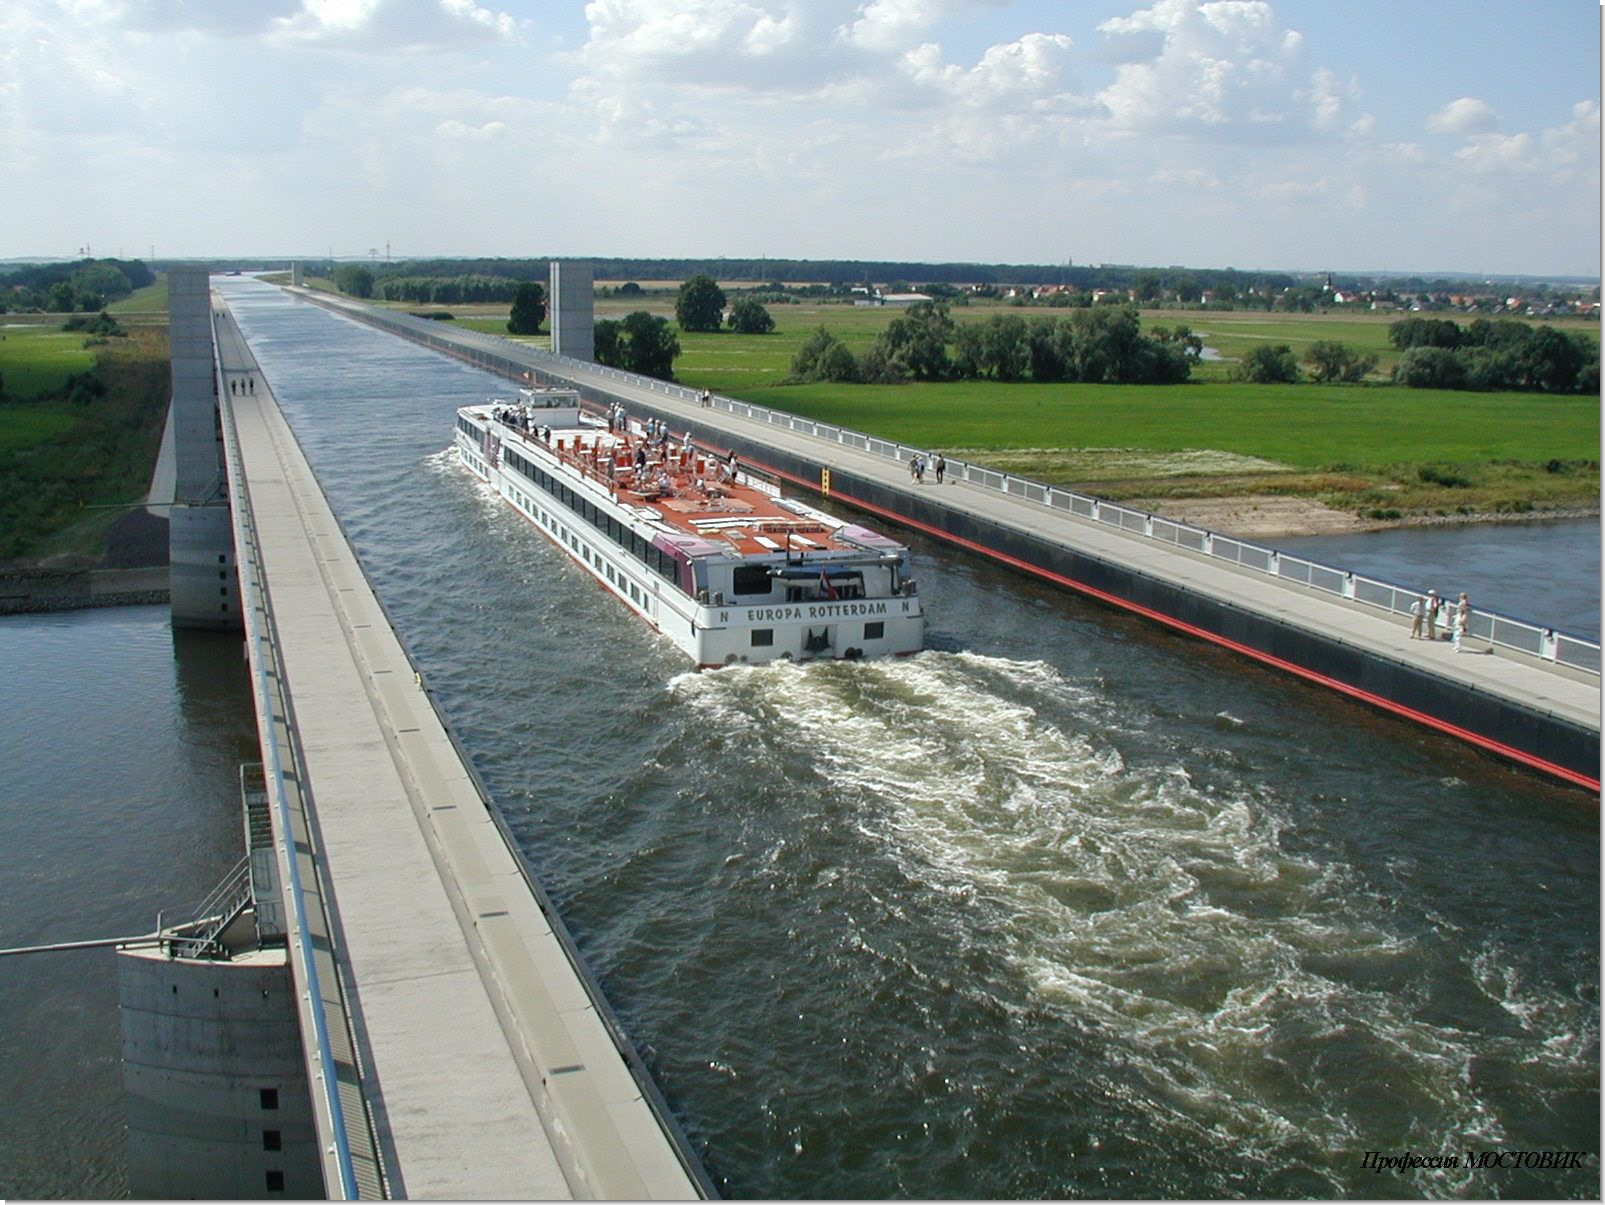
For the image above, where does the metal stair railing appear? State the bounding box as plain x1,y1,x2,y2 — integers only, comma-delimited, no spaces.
167,856,252,960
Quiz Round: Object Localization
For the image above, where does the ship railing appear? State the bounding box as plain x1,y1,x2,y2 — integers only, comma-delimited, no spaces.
304,295,1601,679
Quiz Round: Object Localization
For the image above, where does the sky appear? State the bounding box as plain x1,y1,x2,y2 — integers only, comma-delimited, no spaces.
0,0,1598,277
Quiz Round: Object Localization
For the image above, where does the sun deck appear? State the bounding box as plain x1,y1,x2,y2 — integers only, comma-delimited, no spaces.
472,405,861,559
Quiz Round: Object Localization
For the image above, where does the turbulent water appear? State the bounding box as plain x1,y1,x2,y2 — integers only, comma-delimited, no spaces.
38,277,1585,1199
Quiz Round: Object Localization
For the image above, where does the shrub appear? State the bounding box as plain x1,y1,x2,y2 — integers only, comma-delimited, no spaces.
1231,343,1300,383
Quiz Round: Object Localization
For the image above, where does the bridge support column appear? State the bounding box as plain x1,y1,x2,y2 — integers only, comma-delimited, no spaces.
118,947,321,1199
167,265,240,631
549,259,594,361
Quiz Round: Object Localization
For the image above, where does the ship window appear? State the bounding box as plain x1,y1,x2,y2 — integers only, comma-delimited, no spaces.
732,565,771,595
263,1130,282,1152
751,628,774,647
865,621,884,640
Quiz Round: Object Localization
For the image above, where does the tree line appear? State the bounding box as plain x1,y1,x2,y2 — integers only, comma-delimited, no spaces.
0,258,153,313
1388,317,1598,394
791,303,1197,386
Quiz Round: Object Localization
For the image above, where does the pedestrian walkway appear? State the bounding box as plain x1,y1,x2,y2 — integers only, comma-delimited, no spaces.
215,302,708,1200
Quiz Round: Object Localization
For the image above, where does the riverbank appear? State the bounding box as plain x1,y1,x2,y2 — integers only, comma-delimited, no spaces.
0,507,170,613
1130,496,1600,540
0,565,168,614
951,446,1598,541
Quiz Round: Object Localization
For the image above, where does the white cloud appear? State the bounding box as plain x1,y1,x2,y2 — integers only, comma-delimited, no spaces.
1092,0,1354,143
838,0,952,52
1450,100,1600,183
271,0,522,52
1425,96,1498,136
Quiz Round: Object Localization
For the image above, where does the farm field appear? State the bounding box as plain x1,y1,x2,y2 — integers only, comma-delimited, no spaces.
658,302,1599,531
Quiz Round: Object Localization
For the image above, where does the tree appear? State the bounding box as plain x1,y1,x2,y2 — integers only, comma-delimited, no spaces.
593,319,623,368
506,282,545,335
1231,343,1300,383
620,310,681,380
71,264,133,302
1150,323,1204,363
972,313,1029,380
1026,317,1076,381
1305,339,1378,383
791,327,857,382
1389,316,1461,350
1393,345,1465,390
726,298,775,334
333,265,374,298
873,300,954,380
675,274,726,332
1069,305,1144,382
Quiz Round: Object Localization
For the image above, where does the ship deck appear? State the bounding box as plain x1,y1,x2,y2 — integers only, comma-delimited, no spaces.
477,407,861,560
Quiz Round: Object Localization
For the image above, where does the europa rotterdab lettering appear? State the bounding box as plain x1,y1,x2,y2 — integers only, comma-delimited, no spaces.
1361,1150,1591,1175
745,602,890,622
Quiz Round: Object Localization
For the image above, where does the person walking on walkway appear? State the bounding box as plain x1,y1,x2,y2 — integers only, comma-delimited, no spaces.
1409,592,1428,639
1424,589,1441,641
934,453,946,484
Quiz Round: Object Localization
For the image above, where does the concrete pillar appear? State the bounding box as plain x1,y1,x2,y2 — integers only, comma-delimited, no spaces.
118,947,322,1199
549,259,594,362
290,261,303,287
168,266,221,502
167,265,239,630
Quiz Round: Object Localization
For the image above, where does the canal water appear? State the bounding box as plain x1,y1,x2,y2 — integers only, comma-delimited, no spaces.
1,276,1596,1198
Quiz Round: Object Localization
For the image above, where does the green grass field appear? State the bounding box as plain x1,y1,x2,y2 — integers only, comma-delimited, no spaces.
0,322,98,398
0,325,170,562
657,301,1599,522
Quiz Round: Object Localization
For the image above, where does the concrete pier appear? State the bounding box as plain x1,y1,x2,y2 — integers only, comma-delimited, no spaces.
167,265,238,630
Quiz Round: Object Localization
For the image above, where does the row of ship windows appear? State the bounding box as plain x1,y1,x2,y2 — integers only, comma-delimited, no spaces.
503,446,681,585
505,482,654,611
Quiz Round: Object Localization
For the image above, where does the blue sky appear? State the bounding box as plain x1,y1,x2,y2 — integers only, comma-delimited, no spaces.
0,0,1597,276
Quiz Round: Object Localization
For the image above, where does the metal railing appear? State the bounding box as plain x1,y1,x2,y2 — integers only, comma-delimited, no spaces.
166,856,253,960
214,308,369,1199
303,291,1601,678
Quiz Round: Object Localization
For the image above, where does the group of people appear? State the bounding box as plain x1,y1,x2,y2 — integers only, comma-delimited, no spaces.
908,452,947,484
1410,588,1473,650
229,376,255,395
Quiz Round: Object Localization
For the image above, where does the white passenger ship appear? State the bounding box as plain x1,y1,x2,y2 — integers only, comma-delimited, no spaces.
454,388,924,667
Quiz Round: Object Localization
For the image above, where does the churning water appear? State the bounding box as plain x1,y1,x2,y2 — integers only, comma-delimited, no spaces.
3,277,1591,1198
